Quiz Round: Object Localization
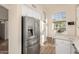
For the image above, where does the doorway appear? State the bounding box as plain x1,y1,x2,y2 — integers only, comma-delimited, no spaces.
0,5,8,54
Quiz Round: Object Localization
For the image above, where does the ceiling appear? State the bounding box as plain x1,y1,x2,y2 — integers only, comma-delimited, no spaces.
38,4,76,12
37,4,77,18
24,4,77,19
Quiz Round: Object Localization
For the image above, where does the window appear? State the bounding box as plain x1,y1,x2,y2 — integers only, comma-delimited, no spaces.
54,21,66,32
53,11,66,33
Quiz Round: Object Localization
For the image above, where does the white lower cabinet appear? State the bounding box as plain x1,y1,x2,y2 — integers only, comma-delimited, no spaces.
55,39,75,54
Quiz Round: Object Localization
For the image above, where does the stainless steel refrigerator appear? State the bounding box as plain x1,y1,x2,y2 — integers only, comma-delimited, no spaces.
22,16,40,54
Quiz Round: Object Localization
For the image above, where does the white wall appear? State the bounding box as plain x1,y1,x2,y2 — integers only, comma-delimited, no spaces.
22,5,42,20
66,6,76,36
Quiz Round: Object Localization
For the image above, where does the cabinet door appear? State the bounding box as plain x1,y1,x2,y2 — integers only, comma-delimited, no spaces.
55,39,71,54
